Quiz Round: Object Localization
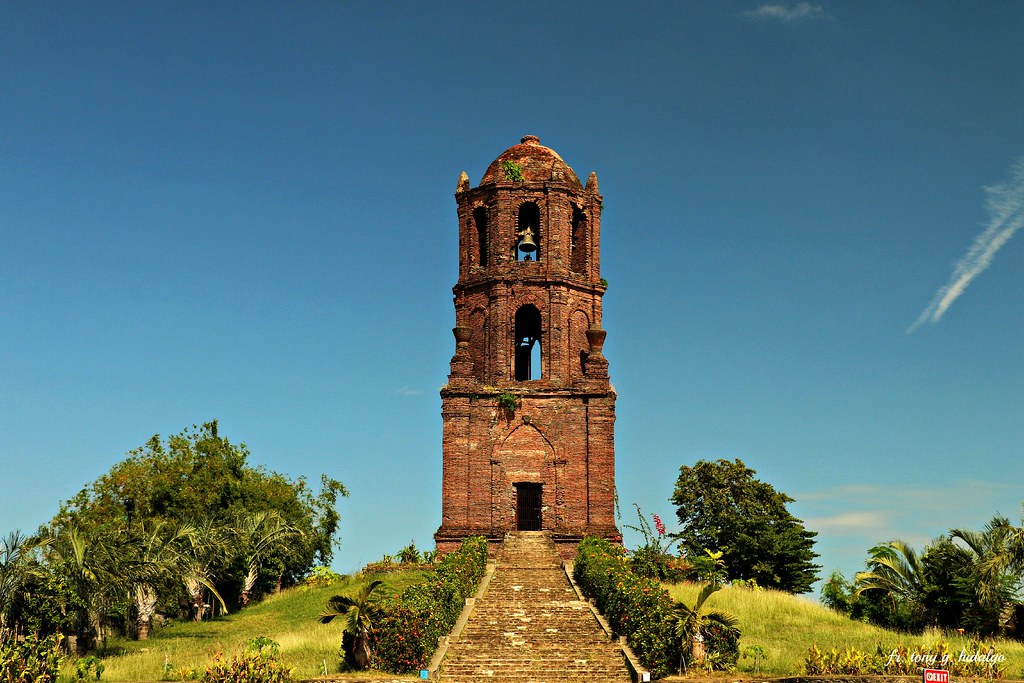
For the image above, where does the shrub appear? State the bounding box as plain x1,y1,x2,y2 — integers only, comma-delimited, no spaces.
0,630,64,683
700,619,740,671
803,641,1006,678
304,566,342,589
368,536,488,674
74,654,105,680
199,648,292,683
501,159,524,182
573,537,679,677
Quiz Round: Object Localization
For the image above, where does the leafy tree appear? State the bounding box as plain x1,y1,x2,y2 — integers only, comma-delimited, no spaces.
820,569,856,614
849,534,1010,635
670,458,820,592
319,580,387,670
51,421,347,610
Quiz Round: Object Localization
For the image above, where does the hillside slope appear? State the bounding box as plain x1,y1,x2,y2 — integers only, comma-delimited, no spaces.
668,582,1024,678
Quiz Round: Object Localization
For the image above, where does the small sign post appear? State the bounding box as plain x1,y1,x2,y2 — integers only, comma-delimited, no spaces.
923,669,949,683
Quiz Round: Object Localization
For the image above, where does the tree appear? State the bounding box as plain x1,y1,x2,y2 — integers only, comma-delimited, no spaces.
179,517,230,621
43,524,129,650
670,458,820,593
855,540,928,631
920,537,976,630
51,420,347,609
128,522,194,640
950,516,1024,636
0,531,48,629
319,580,387,670
235,511,298,606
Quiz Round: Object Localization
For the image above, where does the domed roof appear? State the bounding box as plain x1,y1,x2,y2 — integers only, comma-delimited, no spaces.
480,135,582,189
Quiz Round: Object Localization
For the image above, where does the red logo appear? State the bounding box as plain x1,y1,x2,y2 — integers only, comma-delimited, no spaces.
924,669,949,683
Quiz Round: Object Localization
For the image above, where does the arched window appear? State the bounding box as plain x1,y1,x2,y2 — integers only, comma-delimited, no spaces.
515,202,541,261
473,206,488,267
514,305,542,381
571,206,587,273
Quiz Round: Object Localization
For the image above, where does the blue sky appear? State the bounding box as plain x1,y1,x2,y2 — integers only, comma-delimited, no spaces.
2,2,1023,591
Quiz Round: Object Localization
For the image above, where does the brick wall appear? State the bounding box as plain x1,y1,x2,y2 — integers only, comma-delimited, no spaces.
435,137,621,556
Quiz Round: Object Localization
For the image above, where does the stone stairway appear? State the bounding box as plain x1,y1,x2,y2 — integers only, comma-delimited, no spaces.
438,531,629,682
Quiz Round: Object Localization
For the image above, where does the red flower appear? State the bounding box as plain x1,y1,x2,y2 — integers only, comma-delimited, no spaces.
653,513,666,536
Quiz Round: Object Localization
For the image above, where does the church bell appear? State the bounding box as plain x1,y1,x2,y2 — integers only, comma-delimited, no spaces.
518,226,537,253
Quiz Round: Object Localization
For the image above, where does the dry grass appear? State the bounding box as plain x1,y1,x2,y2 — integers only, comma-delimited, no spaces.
85,571,429,682
667,581,1024,678
66,573,1024,681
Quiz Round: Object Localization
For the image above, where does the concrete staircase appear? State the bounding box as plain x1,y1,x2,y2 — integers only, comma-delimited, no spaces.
438,531,629,682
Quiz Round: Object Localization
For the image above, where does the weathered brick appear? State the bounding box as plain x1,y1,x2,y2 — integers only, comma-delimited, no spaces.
436,137,621,559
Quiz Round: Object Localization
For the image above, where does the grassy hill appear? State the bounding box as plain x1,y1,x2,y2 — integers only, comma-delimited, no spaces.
668,582,1024,678
87,573,1024,681
91,571,429,682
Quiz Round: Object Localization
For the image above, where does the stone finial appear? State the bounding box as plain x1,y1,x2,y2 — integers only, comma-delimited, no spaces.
448,326,474,379
586,172,599,192
457,171,470,193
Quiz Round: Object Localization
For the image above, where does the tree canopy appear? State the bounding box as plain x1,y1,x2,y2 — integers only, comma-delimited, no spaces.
9,420,349,643
670,458,820,593
829,517,1024,637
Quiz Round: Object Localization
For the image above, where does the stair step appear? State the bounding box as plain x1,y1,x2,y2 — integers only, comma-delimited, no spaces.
438,531,628,682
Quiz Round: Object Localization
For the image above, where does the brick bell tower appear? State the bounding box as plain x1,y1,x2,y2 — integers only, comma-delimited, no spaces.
435,135,621,559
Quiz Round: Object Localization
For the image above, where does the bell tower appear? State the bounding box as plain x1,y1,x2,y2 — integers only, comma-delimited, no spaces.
435,136,620,559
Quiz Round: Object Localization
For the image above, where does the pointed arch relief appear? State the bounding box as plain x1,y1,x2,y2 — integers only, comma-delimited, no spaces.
495,423,556,473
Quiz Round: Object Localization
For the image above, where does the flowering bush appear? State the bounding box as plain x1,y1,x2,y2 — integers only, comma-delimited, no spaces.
369,536,488,673
625,505,687,582
573,536,680,677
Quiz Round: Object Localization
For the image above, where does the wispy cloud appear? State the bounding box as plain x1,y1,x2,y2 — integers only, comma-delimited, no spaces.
394,386,422,397
804,511,889,534
743,2,825,22
909,157,1024,332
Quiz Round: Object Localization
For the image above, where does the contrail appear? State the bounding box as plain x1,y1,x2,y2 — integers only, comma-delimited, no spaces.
908,157,1024,333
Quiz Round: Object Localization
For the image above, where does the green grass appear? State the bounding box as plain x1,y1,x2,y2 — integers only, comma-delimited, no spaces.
69,574,1024,681
667,582,1024,678
86,571,430,682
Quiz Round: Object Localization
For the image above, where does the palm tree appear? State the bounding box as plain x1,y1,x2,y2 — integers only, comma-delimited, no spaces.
951,516,1024,635
235,511,299,606
855,539,927,629
130,521,196,640
45,524,127,650
179,517,229,621
0,531,49,628
319,580,387,670
671,582,739,672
